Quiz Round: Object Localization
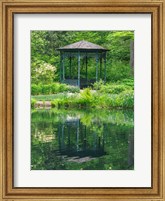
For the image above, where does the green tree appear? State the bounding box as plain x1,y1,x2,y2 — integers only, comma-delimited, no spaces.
31,31,134,84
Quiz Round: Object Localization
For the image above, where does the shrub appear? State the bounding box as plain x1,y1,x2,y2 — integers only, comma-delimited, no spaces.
31,99,37,108
31,59,57,84
51,83,60,93
67,86,80,93
117,78,134,89
31,84,42,95
119,90,134,108
58,83,68,92
51,87,134,109
41,84,52,95
80,88,92,100
31,83,80,95
100,84,131,94
51,89,94,109
37,84,134,109
106,61,132,82
93,79,105,90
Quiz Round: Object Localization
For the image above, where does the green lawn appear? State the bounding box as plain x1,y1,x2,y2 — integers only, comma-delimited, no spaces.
31,93,69,101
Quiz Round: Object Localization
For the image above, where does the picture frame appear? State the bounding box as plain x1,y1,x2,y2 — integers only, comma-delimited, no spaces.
0,0,164,200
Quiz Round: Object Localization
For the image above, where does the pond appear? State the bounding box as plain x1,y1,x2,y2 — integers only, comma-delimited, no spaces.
31,109,134,170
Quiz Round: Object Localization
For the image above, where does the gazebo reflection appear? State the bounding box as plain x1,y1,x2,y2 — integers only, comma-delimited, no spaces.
32,110,134,168
56,115,106,160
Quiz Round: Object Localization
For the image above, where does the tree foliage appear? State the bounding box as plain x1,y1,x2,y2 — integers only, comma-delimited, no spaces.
31,59,56,84
31,31,134,84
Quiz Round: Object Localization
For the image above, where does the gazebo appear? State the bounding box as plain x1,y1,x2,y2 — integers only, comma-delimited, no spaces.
57,40,108,88
56,116,106,159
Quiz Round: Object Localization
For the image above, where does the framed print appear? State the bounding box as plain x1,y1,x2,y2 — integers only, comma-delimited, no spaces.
0,0,165,200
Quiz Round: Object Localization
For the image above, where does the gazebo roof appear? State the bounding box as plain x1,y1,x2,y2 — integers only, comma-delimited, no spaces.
58,40,108,51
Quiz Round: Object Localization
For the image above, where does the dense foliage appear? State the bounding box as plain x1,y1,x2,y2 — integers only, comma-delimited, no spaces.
31,31,134,83
31,83,80,95
50,88,133,109
31,79,134,109
31,31,134,170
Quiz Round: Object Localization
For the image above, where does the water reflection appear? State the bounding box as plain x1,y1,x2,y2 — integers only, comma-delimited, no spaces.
31,109,134,170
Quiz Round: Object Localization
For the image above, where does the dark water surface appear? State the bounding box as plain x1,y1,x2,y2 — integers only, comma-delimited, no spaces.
31,109,134,170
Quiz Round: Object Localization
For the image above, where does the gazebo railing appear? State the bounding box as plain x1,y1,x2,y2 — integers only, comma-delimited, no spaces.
62,79,78,87
62,78,96,88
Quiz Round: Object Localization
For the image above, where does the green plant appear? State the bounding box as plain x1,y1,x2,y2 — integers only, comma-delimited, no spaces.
100,84,131,94
80,88,93,104
67,86,80,93
51,83,60,93
31,99,37,108
31,84,42,95
31,83,80,95
58,83,68,92
106,61,132,82
119,90,134,108
31,59,57,84
93,79,105,90
50,89,134,109
41,84,52,95
118,78,134,89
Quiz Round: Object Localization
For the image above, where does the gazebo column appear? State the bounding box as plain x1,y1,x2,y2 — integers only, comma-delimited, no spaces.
60,52,62,82
69,55,72,79
85,53,88,82
96,52,99,82
76,120,80,151
58,124,61,151
78,52,81,87
104,52,107,82
61,125,65,149
62,52,65,81
100,55,102,80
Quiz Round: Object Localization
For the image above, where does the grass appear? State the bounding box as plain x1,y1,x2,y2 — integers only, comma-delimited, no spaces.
31,93,69,101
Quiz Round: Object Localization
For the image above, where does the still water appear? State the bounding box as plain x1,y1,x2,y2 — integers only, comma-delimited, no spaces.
31,109,134,170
